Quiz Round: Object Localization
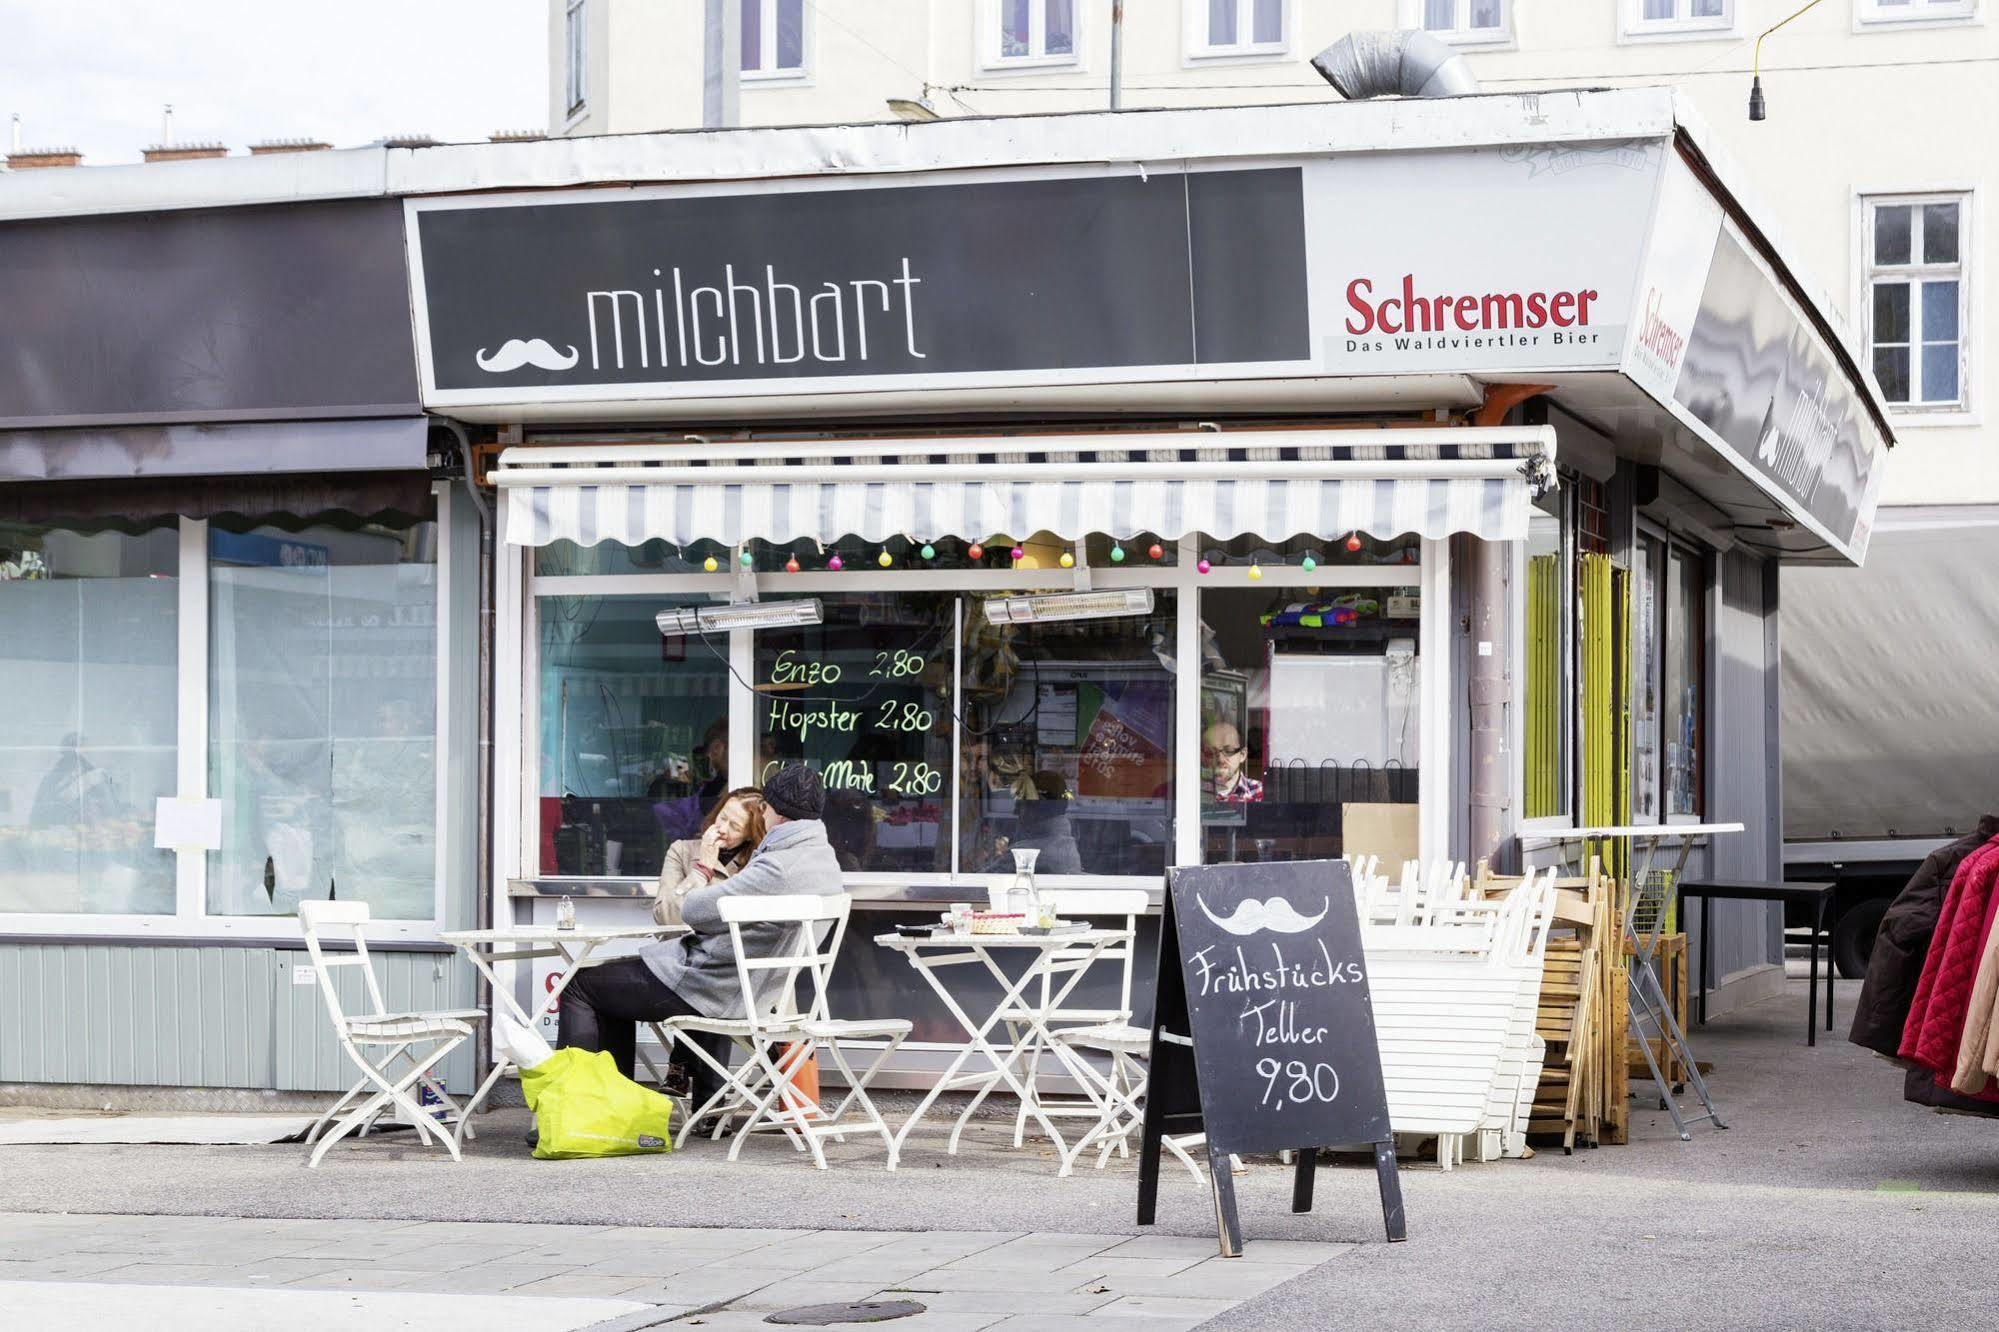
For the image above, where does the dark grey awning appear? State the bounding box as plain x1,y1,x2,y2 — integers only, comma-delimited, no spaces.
0,418,431,483
0,469,437,535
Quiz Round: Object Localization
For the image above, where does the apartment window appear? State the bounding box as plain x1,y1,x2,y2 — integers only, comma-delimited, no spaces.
1864,194,1969,410
1622,0,1734,38
987,0,1077,68
564,0,587,116
1405,0,1511,43
1858,0,1979,25
741,0,806,79
1190,0,1288,57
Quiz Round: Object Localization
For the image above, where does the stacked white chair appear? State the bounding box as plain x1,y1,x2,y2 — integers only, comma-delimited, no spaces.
1357,864,1554,1169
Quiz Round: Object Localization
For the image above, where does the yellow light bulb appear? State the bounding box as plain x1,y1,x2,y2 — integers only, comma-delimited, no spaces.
1059,552,1075,568
702,556,719,573
1248,563,1263,580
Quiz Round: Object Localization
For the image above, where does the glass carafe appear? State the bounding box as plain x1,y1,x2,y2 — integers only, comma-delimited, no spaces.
1007,847,1042,922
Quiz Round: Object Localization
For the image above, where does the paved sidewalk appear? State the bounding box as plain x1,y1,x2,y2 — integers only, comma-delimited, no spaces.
0,1211,1343,1330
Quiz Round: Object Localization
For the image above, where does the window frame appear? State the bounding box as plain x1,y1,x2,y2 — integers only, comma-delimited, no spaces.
514,536,1448,897
564,0,588,121
1855,189,1975,421
739,0,810,84
0,495,455,942
979,0,1083,73
1185,0,1295,63
1618,0,1739,42
1400,0,1516,48
1855,0,1981,31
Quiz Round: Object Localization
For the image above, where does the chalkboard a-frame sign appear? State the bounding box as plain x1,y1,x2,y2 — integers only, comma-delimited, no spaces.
1136,859,1406,1256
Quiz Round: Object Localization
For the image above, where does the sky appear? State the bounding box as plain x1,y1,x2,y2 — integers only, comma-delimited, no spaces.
0,0,546,165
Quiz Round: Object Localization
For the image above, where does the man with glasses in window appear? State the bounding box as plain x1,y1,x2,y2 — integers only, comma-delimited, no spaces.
1202,722,1263,804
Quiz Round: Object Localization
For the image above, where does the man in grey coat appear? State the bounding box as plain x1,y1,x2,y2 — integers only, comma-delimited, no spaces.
556,765,843,1110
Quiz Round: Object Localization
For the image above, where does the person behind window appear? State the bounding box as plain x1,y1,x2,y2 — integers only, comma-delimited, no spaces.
558,765,842,1116
1202,722,1264,803
995,769,1084,875
653,786,767,927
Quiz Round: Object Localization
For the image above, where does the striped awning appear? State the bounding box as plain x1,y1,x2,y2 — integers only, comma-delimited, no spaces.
494,427,1555,549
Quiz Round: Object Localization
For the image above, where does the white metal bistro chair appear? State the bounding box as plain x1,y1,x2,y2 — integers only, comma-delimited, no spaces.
660,893,910,1169
982,890,1203,1182
297,901,485,1168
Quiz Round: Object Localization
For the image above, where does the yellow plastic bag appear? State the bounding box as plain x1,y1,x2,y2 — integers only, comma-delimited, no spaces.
519,1048,675,1159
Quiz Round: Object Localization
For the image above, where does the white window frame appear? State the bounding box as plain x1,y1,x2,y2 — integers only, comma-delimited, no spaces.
1619,0,1739,43
512,541,1446,900
1186,0,1294,62
1400,0,1515,48
564,0,588,120
978,0,1082,73
1854,189,1975,421
740,0,810,83
1855,0,1981,31
2,493,455,942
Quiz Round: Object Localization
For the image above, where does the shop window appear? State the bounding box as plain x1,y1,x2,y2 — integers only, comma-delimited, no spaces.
985,0,1077,68
208,523,438,919
0,526,178,915
1864,194,1969,411
535,594,732,881
1663,545,1706,818
1631,532,1665,824
564,0,588,117
1857,0,1978,26
1199,585,1420,867
1620,0,1733,39
961,592,1177,879
741,0,806,79
1405,0,1511,44
1190,0,1288,58
1521,501,1571,821
756,593,956,875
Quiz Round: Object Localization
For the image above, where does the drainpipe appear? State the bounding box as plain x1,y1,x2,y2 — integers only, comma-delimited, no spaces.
1109,1,1124,111
437,418,494,1075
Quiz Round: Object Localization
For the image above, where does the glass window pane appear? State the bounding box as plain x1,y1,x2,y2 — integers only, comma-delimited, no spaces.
1424,0,1454,29
1922,202,1960,264
1631,537,1663,824
1692,0,1726,16
0,526,178,916
1210,0,1237,45
1872,281,1910,344
1921,343,1960,403
1873,204,1913,265
1470,0,1504,27
1664,548,1702,818
1253,0,1284,42
1921,279,1959,341
777,0,805,68
1001,0,1031,57
1522,511,1567,820
758,593,953,874
963,593,1176,878
1044,0,1074,54
1643,0,1676,19
739,0,762,70
1873,346,1911,401
1198,585,1418,866
537,594,732,881
209,523,437,919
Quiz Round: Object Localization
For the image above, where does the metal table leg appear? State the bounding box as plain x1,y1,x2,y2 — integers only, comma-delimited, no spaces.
1807,897,1820,1048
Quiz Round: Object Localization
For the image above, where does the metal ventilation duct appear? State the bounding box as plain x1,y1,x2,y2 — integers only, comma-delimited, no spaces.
1312,30,1480,100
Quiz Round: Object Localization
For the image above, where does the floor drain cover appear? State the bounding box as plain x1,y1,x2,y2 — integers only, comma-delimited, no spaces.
764,1300,926,1325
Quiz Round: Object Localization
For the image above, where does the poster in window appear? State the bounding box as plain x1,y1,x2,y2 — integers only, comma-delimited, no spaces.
1201,669,1258,827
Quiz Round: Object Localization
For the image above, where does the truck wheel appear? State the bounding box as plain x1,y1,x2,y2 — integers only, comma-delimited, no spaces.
1833,897,1889,980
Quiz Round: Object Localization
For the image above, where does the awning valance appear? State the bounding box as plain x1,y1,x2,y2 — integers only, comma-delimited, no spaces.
494,427,1555,550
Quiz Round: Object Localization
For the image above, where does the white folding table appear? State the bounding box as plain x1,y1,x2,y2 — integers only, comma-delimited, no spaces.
441,923,687,1149
876,928,1131,1172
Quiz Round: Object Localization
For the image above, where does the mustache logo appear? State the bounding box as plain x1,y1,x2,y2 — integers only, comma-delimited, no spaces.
1197,893,1329,937
475,338,581,373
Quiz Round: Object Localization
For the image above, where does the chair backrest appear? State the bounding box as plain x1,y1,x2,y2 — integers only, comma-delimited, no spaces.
297,900,385,1033
1044,888,1148,1022
718,893,851,1035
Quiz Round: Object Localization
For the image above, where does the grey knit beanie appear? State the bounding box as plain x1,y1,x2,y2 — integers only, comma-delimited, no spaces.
762,764,826,821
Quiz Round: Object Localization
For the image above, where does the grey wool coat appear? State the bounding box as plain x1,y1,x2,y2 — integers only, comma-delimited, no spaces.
639,817,844,1019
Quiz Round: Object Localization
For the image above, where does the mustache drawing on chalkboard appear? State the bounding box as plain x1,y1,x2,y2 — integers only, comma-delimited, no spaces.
474,338,581,373
1197,893,1329,937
